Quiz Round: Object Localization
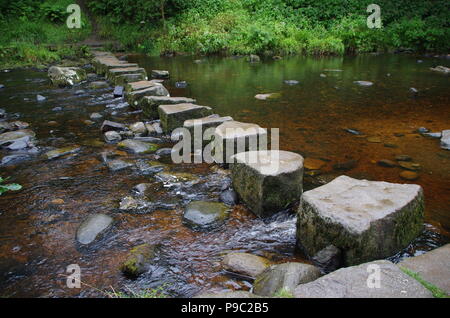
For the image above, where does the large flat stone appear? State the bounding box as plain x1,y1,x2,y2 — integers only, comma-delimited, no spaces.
125,80,164,92
141,96,196,119
92,56,138,75
293,260,432,298
114,73,146,86
296,175,424,265
398,244,450,295
231,150,304,217
222,252,272,278
126,85,170,109
213,121,267,164
158,103,213,133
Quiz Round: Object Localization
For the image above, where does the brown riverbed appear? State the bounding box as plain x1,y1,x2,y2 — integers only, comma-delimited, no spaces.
0,53,449,297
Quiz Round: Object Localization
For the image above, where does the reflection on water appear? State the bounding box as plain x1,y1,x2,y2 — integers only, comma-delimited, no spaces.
0,53,449,297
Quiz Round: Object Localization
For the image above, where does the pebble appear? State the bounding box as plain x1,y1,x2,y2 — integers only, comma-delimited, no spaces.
367,136,382,143
396,155,412,162
90,113,103,120
400,171,419,181
378,159,397,168
398,161,421,171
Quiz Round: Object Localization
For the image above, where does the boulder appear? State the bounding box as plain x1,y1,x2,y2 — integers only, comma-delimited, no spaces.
253,262,321,296
213,121,267,164
182,201,230,231
254,93,281,100
231,150,304,217
440,130,450,150
293,260,432,298
76,214,113,245
118,139,158,154
398,244,450,295
158,103,213,133
45,146,81,160
141,96,196,119
151,70,170,79
296,175,424,266
0,130,35,147
222,252,271,278
126,85,170,108
48,66,87,87
120,244,157,278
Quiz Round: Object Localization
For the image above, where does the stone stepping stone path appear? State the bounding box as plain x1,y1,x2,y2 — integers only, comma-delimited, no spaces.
141,96,197,119
297,175,424,265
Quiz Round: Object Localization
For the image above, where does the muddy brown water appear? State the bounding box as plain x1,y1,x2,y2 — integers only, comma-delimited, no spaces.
0,54,449,297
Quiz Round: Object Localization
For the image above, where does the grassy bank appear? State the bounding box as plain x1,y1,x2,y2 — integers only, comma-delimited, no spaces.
0,0,92,68
87,0,450,56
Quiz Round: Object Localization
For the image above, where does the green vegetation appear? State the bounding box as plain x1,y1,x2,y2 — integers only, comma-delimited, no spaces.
273,287,294,298
0,177,22,195
87,0,450,56
0,0,91,68
400,267,449,298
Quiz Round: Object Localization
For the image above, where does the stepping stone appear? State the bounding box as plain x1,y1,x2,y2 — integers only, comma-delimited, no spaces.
92,56,138,75
293,260,432,298
296,175,424,265
141,96,196,119
151,70,169,79
398,244,450,296
222,252,272,278
231,150,304,217
106,67,147,81
184,115,233,147
114,73,146,86
253,262,321,296
126,85,170,108
158,103,213,133
213,121,268,164
182,201,230,231
125,80,163,92
441,130,450,150
76,214,114,245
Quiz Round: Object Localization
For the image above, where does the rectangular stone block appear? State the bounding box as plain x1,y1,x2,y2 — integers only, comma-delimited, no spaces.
158,103,213,133
231,150,304,217
107,67,147,81
126,85,170,109
296,175,425,266
141,96,197,119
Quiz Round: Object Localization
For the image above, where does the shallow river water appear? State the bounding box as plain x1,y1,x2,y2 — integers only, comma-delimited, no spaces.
0,53,449,297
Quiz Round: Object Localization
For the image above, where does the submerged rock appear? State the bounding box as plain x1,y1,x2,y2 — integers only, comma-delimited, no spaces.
296,175,424,265
222,252,271,278
293,260,432,298
231,150,304,217
45,146,81,160
76,214,113,245
118,139,158,154
284,80,299,85
175,81,188,88
89,81,109,89
354,81,373,86
90,113,103,120
398,244,450,295
48,66,86,87
220,189,238,206
183,201,230,231
120,244,158,278
400,171,419,181
253,262,321,296
105,159,133,172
